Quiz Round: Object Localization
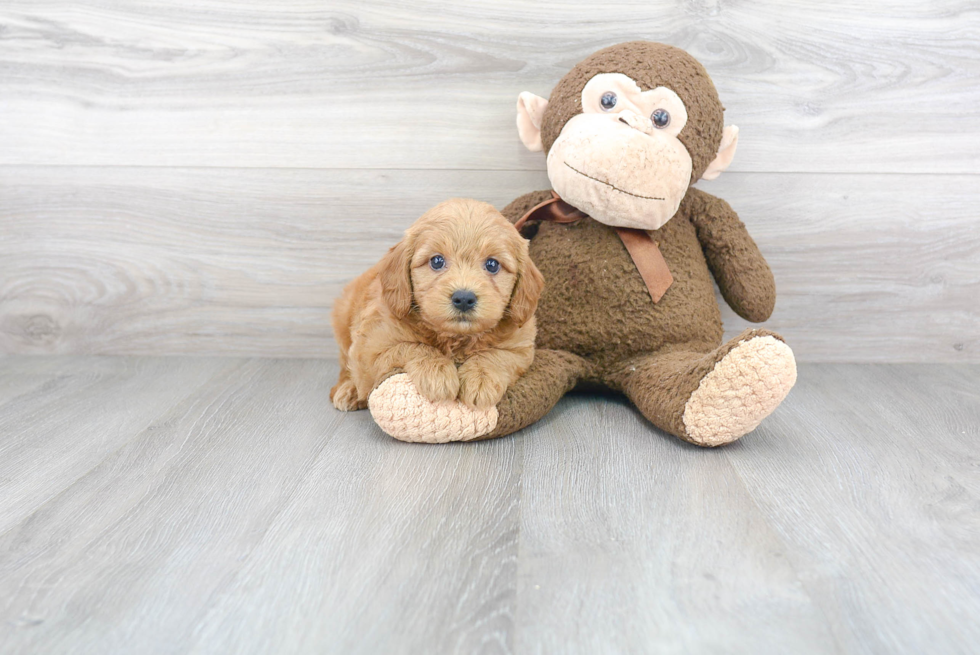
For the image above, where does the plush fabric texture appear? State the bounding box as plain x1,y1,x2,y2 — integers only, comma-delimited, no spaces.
701,125,739,181
540,41,724,183
682,335,797,445
614,227,674,302
364,41,795,446
512,188,745,372
368,373,498,443
487,184,791,445
545,110,694,229
482,349,591,439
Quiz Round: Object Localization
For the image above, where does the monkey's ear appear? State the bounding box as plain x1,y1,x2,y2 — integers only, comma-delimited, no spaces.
516,92,548,152
701,125,739,181
378,239,414,319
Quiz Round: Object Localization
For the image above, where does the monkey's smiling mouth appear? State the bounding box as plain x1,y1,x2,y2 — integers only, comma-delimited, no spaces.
564,162,664,201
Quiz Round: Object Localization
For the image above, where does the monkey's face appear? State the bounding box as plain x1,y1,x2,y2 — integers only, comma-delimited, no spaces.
515,42,739,231
546,74,692,231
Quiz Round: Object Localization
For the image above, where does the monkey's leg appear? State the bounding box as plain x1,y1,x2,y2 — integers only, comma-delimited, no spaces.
607,329,797,446
478,349,590,440
368,349,589,444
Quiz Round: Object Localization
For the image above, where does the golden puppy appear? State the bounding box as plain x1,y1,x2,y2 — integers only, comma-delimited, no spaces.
331,198,544,413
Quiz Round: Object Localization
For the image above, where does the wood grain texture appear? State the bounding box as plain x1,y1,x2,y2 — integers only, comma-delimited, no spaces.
513,394,839,654
725,364,980,654
187,397,521,655
1,167,976,361
0,358,521,655
1,0,977,362
1,357,978,653
0,1,977,172
0,356,236,534
0,359,344,653
0,356,67,405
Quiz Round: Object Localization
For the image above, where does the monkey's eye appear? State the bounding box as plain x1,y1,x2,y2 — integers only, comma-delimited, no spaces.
484,258,500,274
429,255,446,270
599,92,618,111
651,108,671,128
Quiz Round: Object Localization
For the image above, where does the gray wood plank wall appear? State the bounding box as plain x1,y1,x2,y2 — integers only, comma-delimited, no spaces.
1,1,978,361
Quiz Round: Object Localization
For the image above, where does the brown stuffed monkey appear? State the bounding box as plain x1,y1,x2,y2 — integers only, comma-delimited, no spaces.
367,41,797,446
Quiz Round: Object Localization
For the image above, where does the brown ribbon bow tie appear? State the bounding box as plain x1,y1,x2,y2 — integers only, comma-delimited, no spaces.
514,191,674,303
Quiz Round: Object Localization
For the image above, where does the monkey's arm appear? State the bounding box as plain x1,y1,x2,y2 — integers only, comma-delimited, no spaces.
685,187,776,322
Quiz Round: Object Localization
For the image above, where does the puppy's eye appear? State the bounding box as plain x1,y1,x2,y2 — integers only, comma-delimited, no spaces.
484,258,500,274
651,108,670,128
429,255,445,270
599,92,617,111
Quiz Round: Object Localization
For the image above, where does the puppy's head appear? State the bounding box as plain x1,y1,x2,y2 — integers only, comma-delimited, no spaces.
379,198,544,336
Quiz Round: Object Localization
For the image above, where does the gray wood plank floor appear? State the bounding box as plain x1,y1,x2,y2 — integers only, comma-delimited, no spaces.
0,357,977,654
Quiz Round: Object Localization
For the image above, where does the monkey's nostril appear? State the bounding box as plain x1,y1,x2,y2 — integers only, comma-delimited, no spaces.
451,290,478,313
619,117,629,126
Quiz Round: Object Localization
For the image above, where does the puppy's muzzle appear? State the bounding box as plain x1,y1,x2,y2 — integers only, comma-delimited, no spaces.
451,289,478,313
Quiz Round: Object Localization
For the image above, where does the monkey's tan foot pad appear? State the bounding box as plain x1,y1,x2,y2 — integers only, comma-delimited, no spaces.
368,373,498,443
682,336,797,447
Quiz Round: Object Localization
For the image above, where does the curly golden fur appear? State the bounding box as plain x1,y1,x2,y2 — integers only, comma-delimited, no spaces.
331,198,544,412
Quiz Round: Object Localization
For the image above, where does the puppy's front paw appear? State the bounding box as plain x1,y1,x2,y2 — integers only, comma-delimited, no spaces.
405,357,460,403
330,379,362,411
458,361,508,409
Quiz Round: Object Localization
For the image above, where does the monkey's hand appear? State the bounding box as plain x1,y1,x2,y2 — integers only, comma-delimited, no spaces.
368,374,498,443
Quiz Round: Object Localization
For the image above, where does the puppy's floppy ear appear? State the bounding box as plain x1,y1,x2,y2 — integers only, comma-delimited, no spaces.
507,246,545,326
378,238,414,318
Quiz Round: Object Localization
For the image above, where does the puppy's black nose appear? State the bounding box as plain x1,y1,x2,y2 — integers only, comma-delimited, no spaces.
451,290,478,313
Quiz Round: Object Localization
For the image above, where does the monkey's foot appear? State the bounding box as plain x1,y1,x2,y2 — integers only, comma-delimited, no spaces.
682,336,797,446
368,373,498,443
